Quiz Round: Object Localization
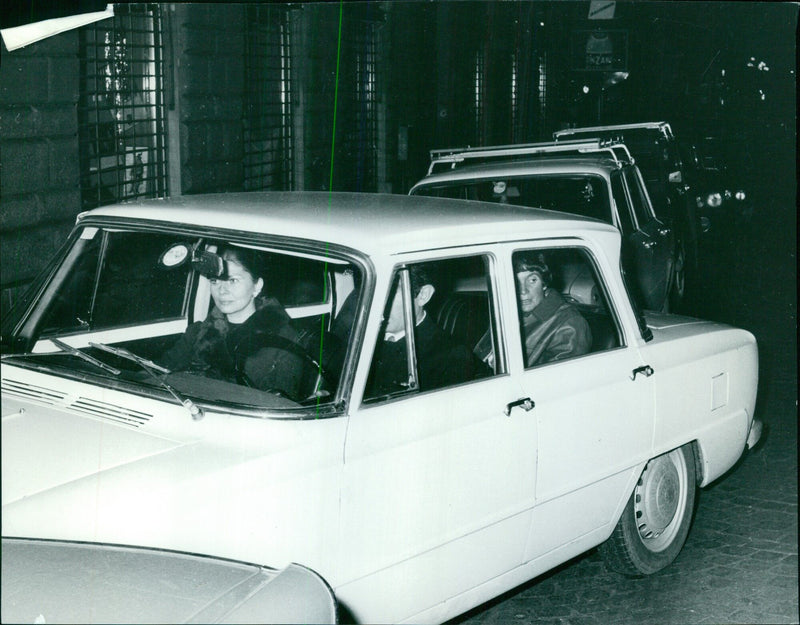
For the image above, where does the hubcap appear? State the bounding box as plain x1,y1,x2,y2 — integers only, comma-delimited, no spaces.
634,450,688,551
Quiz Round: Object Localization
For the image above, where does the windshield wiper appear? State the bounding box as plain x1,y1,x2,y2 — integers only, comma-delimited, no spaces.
89,342,170,374
51,337,121,375
89,342,204,420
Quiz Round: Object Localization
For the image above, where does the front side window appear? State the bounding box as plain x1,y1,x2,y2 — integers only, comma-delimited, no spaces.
5,227,363,414
512,246,621,369
364,255,498,403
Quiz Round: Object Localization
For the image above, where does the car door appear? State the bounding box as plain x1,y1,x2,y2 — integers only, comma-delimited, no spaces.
337,251,538,623
499,242,656,563
611,168,674,310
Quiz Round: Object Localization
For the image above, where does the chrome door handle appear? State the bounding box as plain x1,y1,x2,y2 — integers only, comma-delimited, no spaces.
504,397,535,416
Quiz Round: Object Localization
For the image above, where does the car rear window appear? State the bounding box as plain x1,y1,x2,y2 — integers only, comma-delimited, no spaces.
413,174,613,224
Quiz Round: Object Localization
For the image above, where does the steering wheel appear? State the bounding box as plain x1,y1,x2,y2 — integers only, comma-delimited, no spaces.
233,333,333,402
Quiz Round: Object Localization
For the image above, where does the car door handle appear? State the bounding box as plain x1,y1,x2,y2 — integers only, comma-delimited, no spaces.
504,397,535,416
631,365,654,380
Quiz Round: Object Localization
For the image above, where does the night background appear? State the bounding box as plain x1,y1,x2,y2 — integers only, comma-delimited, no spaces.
1,1,797,623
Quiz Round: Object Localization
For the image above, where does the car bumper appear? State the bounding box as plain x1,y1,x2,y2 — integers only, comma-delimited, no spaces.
746,418,763,449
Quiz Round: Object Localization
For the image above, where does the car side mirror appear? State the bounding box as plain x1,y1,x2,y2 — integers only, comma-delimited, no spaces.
668,170,683,184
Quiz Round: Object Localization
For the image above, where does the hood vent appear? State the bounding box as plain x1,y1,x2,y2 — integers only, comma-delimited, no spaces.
70,397,153,428
2,377,68,405
3,376,153,428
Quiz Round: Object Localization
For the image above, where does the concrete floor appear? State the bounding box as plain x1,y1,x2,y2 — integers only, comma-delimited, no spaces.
450,170,798,624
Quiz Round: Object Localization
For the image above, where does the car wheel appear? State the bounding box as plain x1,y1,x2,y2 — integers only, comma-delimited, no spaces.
599,445,696,576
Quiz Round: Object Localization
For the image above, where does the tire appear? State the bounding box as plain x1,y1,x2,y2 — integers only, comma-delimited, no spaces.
600,445,697,576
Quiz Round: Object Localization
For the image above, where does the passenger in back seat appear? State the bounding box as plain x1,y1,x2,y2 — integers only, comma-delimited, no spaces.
365,264,479,396
514,252,592,367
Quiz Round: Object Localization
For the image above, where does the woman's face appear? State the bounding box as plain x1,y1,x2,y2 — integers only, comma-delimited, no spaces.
516,269,546,314
210,258,263,323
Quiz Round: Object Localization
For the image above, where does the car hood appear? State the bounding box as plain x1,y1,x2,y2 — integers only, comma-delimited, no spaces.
1,537,337,624
2,365,347,574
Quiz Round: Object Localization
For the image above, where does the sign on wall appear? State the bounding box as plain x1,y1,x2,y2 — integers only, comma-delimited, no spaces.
570,29,628,72
588,1,616,20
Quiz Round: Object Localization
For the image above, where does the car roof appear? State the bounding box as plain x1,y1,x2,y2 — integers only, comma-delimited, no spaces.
80,191,619,257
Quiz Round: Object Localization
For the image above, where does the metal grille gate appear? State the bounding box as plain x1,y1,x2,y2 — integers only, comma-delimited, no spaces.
335,15,380,192
244,5,294,191
78,3,169,209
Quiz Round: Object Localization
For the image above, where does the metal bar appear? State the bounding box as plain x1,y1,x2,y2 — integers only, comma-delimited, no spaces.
426,139,634,175
553,121,672,137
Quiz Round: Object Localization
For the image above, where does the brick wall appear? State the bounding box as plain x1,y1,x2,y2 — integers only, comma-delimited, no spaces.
0,34,82,308
176,4,246,194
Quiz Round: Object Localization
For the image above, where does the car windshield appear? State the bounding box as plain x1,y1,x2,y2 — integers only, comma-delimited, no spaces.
413,174,613,224
2,226,363,415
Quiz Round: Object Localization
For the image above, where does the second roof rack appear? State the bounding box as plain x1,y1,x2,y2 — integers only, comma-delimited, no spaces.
427,138,635,175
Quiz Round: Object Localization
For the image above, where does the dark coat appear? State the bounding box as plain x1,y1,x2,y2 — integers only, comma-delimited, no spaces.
366,315,478,398
521,289,592,367
159,298,305,400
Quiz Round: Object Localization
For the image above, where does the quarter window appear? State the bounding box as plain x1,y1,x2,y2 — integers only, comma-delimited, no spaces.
512,247,621,369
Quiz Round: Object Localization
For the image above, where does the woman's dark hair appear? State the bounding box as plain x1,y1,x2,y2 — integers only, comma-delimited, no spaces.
218,245,265,282
513,252,552,288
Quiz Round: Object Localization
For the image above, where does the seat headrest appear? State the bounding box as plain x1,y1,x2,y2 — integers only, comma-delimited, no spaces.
560,262,602,308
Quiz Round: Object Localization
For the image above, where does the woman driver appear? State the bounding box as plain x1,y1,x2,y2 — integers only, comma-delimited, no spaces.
159,245,304,400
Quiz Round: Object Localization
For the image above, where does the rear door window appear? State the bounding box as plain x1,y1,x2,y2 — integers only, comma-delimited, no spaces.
363,254,500,403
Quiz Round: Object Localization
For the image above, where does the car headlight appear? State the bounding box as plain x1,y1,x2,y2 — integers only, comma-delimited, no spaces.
706,192,723,207
735,190,746,201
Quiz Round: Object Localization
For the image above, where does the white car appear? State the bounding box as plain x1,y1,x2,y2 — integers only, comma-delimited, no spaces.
1,192,762,624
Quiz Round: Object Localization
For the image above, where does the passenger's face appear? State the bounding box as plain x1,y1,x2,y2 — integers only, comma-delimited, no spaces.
516,270,546,314
210,258,263,323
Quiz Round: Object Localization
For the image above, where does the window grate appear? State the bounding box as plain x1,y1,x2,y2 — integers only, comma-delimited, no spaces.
474,48,485,144
336,18,380,192
511,52,518,138
538,51,548,137
244,5,294,191
78,4,169,209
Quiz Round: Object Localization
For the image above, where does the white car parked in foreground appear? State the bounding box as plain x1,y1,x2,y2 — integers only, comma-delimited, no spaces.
1,192,761,623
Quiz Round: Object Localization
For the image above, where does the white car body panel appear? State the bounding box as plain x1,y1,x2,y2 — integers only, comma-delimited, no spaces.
2,372,348,581
1,192,760,623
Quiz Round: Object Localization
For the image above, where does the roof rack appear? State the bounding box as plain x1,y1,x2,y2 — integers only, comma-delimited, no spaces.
426,138,634,175
553,121,673,141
